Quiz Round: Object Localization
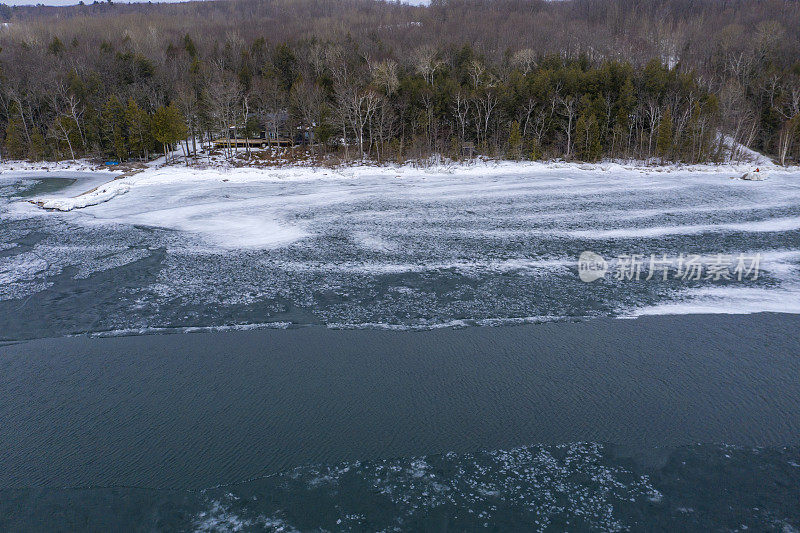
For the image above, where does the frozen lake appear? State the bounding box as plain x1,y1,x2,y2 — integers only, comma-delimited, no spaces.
1,164,799,340
2,164,800,531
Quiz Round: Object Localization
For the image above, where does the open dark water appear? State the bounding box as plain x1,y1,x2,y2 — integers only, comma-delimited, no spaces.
1,171,800,531
1,315,800,531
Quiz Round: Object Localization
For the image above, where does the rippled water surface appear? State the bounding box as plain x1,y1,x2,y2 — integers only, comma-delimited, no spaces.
3,442,798,532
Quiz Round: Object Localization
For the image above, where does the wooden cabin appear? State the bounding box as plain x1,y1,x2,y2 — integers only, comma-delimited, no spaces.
211,111,313,149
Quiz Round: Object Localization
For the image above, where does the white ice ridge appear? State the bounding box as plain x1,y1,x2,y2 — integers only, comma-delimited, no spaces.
628,285,800,316
567,215,800,239
628,250,800,317
37,182,131,211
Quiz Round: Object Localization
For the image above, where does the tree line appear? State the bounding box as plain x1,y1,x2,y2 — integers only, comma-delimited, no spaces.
0,0,799,165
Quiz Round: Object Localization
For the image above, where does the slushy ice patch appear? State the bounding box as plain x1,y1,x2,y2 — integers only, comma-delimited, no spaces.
1,167,799,338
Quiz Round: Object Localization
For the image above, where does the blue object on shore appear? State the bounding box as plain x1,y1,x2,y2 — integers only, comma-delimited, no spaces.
104,161,120,166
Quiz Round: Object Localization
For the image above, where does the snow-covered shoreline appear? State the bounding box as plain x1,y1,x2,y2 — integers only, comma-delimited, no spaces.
1,153,791,177
0,159,122,176
4,156,796,213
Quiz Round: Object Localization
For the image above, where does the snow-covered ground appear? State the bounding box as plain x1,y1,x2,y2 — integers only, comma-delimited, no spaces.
0,159,121,175
1,158,799,338
8,155,796,210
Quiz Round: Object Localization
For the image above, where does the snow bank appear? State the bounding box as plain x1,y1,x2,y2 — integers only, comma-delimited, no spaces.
721,135,775,166
19,155,796,213
37,181,130,211
0,158,120,176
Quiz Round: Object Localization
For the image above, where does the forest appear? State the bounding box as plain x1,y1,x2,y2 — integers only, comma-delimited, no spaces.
0,0,799,165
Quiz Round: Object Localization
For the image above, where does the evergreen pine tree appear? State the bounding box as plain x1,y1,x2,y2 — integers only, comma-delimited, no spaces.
48,37,66,56
151,104,187,163
125,99,150,160
29,128,46,161
3,110,26,160
507,120,522,160
101,95,128,161
657,107,673,160
183,34,197,58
